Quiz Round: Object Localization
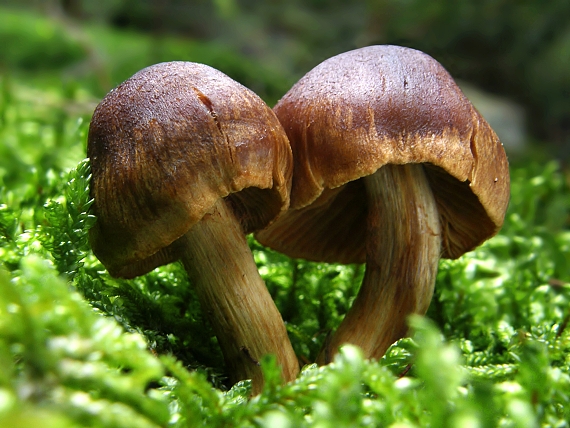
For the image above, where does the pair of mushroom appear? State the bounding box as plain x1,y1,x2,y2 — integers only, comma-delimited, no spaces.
87,46,509,392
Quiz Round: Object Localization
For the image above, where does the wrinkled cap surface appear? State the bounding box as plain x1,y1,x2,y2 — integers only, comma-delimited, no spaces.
88,61,292,278
256,45,510,263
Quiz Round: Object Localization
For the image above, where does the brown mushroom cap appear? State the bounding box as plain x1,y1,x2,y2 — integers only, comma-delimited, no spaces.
256,45,509,263
88,61,292,278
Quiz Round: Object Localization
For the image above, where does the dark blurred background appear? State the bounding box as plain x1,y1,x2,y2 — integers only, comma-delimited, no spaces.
2,0,569,160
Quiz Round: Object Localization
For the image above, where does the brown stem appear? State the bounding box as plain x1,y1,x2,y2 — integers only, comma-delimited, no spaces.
177,199,299,394
316,163,441,364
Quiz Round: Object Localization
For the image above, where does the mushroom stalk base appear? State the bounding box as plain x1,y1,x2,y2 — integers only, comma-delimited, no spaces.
177,199,299,393
317,163,441,364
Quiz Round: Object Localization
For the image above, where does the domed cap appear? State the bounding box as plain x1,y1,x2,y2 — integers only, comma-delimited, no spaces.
88,61,292,278
256,45,509,262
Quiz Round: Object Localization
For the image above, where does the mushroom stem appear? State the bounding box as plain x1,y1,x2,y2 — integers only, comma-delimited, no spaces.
177,198,299,393
316,163,441,364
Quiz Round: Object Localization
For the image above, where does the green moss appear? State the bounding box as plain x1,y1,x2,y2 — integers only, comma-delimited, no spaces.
0,9,85,71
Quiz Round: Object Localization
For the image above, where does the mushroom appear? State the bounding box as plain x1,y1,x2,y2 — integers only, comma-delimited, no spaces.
87,61,299,392
255,45,510,364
